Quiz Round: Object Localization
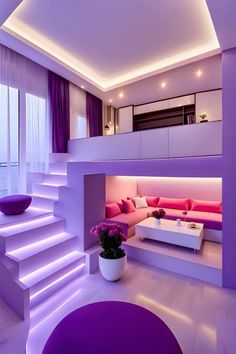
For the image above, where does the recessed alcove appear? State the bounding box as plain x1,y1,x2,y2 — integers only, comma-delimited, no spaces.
104,175,222,286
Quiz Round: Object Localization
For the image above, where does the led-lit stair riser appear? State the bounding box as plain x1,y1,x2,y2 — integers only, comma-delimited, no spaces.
30,278,83,330
33,183,61,198
1,216,65,252
31,195,57,211
29,258,85,308
43,173,67,185
6,233,78,277
49,162,67,174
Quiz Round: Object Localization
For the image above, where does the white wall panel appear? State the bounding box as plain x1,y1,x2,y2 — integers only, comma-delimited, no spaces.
196,90,222,123
134,100,168,115
69,131,141,161
140,128,169,159
169,121,222,157
69,121,222,161
118,106,133,133
168,95,194,108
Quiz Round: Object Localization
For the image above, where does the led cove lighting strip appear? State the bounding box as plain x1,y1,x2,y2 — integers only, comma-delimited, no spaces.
20,251,79,283
30,289,81,331
30,263,84,299
0,215,54,232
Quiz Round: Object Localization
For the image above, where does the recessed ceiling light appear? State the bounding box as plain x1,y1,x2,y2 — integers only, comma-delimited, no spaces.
109,99,113,103
118,92,124,98
196,69,202,78
161,81,166,88
81,85,85,89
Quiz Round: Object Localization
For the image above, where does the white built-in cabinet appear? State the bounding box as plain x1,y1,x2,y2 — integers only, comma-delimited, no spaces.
117,105,133,133
196,90,222,123
134,95,194,115
116,90,222,134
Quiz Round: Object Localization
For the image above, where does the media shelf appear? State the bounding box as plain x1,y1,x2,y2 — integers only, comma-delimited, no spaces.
133,104,195,131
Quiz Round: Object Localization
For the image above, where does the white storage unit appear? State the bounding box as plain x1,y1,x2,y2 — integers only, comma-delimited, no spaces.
168,95,194,108
134,100,169,115
196,90,222,123
118,106,133,133
134,94,194,115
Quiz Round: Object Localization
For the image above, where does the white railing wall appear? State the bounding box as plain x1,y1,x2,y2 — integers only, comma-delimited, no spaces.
68,121,222,161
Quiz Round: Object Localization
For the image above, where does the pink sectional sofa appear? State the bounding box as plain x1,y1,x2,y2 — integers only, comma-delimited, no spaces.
104,197,222,243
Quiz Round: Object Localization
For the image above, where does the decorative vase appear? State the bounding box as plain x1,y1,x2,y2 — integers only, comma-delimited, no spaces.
200,119,208,123
99,254,127,281
154,218,161,225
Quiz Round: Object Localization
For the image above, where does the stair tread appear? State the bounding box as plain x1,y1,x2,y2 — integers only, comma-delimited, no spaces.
36,182,63,187
6,232,76,261
0,214,61,237
20,251,85,287
32,194,57,201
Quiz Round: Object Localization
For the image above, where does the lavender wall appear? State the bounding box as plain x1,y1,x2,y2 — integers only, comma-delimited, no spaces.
103,55,222,107
222,48,236,289
137,177,222,200
106,176,137,203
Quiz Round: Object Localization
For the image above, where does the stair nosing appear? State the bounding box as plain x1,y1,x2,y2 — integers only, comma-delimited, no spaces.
21,252,85,287
6,233,77,261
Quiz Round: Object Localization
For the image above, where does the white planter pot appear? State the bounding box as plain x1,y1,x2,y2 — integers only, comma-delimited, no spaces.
99,254,127,281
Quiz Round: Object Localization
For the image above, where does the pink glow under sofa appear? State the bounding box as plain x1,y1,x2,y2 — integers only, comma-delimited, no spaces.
104,196,222,243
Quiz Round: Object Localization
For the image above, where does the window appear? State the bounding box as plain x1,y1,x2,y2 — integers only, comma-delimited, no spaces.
0,83,19,197
26,93,49,172
77,115,87,139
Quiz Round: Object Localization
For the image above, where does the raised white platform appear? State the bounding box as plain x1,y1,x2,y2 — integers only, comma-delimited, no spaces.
124,236,222,286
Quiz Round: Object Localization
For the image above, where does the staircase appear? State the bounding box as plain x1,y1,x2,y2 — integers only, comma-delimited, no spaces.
0,155,86,329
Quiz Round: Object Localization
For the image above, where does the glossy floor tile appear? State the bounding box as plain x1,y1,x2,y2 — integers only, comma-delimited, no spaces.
26,261,236,354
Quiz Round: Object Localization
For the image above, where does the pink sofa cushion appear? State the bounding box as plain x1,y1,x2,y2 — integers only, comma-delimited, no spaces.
106,208,148,227
145,196,159,207
105,203,121,218
190,199,222,214
158,197,189,211
116,200,125,213
122,199,135,214
186,211,222,230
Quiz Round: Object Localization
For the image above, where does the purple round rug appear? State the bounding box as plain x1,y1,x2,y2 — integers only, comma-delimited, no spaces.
43,301,183,354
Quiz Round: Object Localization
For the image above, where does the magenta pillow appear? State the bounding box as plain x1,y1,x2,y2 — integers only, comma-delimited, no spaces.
145,196,159,207
190,199,222,214
122,199,135,214
158,197,189,211
116,200,125,213
105,203,121,218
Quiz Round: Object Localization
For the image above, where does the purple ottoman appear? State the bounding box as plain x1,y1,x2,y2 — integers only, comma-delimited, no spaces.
0,195,32,215
43,301,183,354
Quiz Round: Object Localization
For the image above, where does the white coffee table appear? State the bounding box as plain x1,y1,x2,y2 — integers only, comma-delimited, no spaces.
135,218,204,251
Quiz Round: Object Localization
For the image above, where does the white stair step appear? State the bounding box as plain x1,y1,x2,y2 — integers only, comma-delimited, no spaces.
49,153,70,164
49,162,67,173
43,173,67,185
6,233,78,277
26,253,85,308
1,215,65,252
30,277,84,330
31,195,56,211
33,183,60,198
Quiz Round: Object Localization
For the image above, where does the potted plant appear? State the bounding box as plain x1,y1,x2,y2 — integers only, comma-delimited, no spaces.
90,223,127,281
199,113,208,123
152,209,166,225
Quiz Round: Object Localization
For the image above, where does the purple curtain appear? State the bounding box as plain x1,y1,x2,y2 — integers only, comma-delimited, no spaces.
48,71,70,153
86,92,103,137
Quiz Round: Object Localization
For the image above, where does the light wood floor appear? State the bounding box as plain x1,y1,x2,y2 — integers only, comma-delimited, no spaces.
26,260,236,354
